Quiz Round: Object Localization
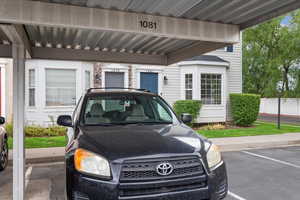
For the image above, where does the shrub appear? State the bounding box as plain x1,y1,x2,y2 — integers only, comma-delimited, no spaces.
5,123,67,137
230,93,261,126
173,100,202,123
5,123,13,137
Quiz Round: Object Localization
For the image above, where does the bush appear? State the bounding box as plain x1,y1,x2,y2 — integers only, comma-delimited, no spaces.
5,123,13,137
173,100,202,123
5,123,67,137
230,93,261,126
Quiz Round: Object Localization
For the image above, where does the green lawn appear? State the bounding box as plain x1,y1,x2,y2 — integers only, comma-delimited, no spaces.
7,122,300,149
198,121,300,138
8,136,67,149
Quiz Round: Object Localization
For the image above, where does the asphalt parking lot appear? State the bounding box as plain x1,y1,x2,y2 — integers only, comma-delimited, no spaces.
1,146,300,200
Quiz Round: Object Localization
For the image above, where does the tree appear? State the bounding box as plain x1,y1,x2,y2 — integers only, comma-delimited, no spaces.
243,11,300,97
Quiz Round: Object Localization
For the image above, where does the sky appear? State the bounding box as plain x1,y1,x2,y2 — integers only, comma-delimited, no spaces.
281,16,292,25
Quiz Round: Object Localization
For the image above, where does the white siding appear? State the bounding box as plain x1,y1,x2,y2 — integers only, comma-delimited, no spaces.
206,43,242,95
161,66,181,106
206,42,242,120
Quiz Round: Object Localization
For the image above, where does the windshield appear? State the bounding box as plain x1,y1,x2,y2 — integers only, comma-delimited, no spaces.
81,94,177,125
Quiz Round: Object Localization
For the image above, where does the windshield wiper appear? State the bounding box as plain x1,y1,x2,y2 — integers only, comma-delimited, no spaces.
84,123,114,126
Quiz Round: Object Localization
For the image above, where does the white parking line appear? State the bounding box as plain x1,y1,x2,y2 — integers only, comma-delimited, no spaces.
242,151,300,169
228,191,247,200
25,166,33,190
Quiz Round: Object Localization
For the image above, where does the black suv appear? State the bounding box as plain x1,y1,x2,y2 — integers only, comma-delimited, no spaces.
57,88,227,200
0,117,8,171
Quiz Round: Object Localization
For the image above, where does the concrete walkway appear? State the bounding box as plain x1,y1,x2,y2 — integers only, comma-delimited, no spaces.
8,133,300,164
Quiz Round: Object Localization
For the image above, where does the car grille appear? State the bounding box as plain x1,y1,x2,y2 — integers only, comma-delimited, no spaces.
120,156,204,182
119,156,207,197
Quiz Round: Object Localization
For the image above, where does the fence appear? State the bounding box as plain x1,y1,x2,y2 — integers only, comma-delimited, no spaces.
260,98,300,116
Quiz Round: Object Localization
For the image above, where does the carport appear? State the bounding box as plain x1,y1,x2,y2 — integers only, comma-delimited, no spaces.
0,0,300,199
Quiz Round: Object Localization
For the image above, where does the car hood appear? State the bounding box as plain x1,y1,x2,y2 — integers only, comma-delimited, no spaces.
77,124,205,161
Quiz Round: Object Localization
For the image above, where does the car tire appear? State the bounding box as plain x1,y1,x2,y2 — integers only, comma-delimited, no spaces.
0,138,8,171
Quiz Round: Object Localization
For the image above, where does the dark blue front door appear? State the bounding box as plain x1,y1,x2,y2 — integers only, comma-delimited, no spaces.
140,72,158,94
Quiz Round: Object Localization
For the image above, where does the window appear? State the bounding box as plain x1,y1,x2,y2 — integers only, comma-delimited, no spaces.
226,45,233,52
85,71,91,90
28,69,35,106
46,69,76,106
218,45,233,52
153,99,173,122
185,74,193,99
201,74,222,105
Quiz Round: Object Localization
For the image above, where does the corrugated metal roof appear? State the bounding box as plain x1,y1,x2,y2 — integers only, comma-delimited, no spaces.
25,25,196,55
35,0,299,28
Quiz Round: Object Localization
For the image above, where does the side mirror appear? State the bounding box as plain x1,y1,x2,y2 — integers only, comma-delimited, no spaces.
57,115,73,127
0,117,5,125
181,113,192,124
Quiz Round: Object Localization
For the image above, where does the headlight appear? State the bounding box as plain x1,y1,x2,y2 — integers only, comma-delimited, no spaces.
74,148,111,178
206,144,222,169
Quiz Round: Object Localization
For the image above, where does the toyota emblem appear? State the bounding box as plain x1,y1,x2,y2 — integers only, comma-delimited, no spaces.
156,162,174,176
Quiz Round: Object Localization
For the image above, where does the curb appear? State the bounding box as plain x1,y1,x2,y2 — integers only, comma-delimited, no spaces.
8,156,64,165
214,140,300,152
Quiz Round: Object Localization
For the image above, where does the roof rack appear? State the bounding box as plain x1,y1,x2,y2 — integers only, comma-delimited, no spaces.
87,87,151,93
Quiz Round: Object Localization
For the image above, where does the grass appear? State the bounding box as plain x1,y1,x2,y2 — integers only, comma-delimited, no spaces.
6,122,300,149
8,136,67,149
198,121,300,138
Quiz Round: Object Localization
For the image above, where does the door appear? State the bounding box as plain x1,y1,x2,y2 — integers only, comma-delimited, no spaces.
105,72,124,88
140,72,158,94
105,72,125,110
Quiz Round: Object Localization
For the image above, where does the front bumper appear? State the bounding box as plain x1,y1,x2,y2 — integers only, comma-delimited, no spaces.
67,162,227,200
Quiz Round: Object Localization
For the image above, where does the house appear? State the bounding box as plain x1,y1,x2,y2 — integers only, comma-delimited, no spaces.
93,43,241,123
3,42,241,126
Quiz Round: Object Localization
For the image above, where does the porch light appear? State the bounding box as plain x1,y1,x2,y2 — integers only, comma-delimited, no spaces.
164,76,168,85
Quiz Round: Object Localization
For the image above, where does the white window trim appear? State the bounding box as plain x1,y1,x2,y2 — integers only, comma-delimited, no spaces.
25,60,94,111
25,66,37,111
28,68,36,108
101,64,129,88
184,73,193,100
180,66,198,101
180,65,227,107
44,67,78,108
84,70,92,90
135,67,163,95
199,67,227,107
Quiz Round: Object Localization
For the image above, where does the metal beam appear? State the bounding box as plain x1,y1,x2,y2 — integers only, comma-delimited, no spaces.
12,44,26,200
0,24,32,57
0,44,11,57
241,0,300,29
0,0,240,44
167,41,229,65
31,47,168,65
